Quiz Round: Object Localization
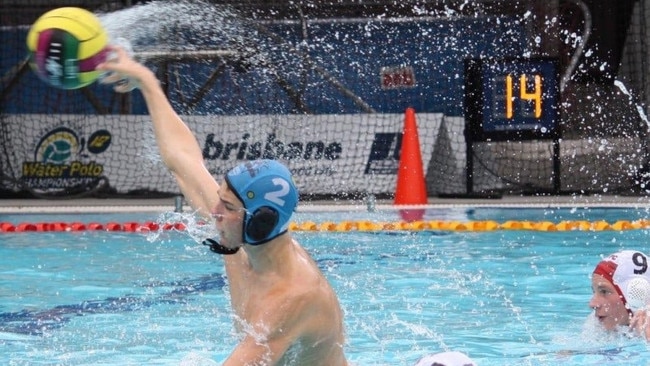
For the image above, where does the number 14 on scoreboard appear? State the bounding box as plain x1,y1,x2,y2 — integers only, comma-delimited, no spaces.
464,57,559,140
504,73,542,119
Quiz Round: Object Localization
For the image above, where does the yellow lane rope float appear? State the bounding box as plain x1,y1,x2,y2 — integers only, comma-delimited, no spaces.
2,220,649,233
288,220,649,232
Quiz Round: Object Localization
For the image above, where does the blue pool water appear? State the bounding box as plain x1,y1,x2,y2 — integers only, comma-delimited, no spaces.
1,207,650,365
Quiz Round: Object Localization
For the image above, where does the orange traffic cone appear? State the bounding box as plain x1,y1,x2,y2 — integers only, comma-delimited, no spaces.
394,107,427,221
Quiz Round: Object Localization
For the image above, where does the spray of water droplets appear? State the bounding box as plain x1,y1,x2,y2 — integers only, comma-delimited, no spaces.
613,79,650,129
97,0,248,52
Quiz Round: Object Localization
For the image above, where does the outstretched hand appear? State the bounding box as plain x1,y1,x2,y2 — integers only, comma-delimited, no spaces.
630,309,650,341
97,46,148,93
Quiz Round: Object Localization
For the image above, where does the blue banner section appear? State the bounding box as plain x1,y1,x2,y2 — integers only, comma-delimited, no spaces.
3,17,525,115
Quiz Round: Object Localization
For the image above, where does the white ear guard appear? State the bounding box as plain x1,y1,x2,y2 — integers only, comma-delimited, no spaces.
623,277,650,311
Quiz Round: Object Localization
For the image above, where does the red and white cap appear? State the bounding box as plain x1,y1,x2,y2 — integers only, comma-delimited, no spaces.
413,351,476,366
593,250,650,311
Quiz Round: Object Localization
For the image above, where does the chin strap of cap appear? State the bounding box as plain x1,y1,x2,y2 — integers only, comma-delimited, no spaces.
201,238,240,255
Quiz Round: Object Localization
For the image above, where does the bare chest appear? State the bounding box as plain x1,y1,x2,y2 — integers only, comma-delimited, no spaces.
228,271,279,320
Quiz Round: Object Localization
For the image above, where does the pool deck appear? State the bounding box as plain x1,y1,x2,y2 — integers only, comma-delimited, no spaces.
2,194,650,214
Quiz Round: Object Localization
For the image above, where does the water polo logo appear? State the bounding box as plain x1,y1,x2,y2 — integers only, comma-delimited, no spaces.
35,127,79,164
22,127,111,191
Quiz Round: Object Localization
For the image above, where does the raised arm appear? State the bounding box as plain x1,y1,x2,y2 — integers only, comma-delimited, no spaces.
97,47,218,217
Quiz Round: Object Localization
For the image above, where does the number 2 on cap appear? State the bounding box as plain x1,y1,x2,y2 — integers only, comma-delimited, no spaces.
264,178,290,206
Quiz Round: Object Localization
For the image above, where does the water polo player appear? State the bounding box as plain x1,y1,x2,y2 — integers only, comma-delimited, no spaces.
413,351,476,366
590,250,650,340
98,46,349,366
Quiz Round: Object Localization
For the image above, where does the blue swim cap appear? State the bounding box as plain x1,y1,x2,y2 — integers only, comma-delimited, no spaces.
225,159,298,245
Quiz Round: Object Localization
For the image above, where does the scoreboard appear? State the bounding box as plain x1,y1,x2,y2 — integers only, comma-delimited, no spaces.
464,58,560,141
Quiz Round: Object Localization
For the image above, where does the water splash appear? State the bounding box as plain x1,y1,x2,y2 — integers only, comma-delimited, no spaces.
97,0,246,52
144,210,219,246
614,79,650,129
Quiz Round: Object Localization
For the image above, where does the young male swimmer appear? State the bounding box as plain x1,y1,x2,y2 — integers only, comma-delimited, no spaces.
98,47,348,366
589,250,650,340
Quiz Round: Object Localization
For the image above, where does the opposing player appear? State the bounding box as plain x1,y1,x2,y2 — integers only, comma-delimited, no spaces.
589,250,650,340
98,47,348,366
413,351,476,366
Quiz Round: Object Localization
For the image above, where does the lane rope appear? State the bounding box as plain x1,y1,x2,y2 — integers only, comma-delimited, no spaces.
0,220,649,233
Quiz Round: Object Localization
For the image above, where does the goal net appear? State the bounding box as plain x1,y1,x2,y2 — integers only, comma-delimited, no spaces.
2,1,649,199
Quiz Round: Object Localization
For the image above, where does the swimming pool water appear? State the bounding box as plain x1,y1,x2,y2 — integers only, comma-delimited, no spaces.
1,208,650,365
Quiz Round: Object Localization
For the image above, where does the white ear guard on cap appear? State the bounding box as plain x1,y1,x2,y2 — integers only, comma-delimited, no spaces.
622,277,650,311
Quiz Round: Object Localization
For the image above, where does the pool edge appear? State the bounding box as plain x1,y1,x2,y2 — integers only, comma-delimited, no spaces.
2,195,650,213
